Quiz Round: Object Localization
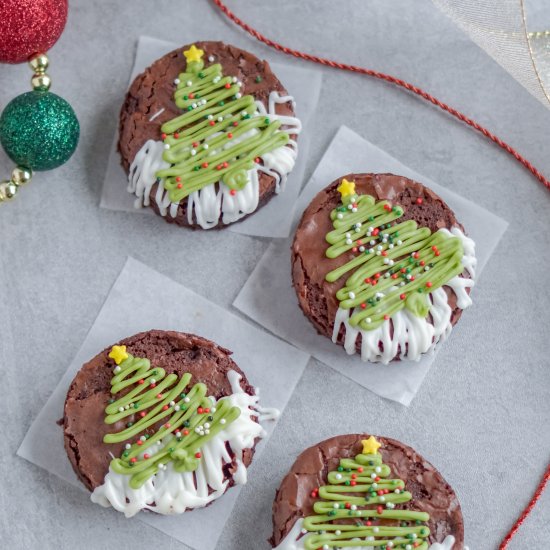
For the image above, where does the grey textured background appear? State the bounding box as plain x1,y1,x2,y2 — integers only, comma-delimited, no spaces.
1,1,549,548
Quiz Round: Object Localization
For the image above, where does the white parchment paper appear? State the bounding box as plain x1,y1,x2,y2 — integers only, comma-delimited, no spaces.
100,36,321,238
17,257,310,550
234,125,509,406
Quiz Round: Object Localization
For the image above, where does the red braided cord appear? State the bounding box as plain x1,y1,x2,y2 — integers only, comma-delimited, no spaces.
499,462,550,549
211,0,550,545
211,0,550,191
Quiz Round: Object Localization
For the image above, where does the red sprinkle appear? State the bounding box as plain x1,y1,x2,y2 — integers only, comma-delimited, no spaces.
381,251,388,257
177,183,182,189
189,93,195,99
224,83,231,89
230,189,237,196
420,260,425,266
162,405,169,411
384,314,390,320
209,120,215,126
357,467,364,473
374,273,381,279
164,423,171,429
372,228,380,236
254,157,260,163
161,133,167,140
360,303,366,309
192,142,199,148
130,457,137,463
345,502,351,509
156,394,163,399
352,247,358,253
137,440,143,446
400,293,406,300
435,251,440,256
143,453,150,459
204,408,210,413
183,429,189,435
175,176,181,183
138,379,144,385
426,281,433,288
416,197,423,205
195,452,202,459
227,132,233,139
139,411,146,417
350,481,357,486
223,162,229,168
174,132,179,139
377,506,384,514
391,274,398,280
202,162,209,168
233,121,238,126
198,407,204,414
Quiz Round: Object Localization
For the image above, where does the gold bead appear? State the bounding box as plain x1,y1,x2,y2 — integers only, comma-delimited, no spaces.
0,181,17,202
11,166,32,186
28,53,49,74
31,73,51,91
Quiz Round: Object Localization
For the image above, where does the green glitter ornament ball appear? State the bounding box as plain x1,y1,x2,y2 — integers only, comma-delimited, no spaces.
0,90,79,171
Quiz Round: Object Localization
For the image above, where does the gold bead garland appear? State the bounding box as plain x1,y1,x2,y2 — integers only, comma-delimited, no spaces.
0,52,50,203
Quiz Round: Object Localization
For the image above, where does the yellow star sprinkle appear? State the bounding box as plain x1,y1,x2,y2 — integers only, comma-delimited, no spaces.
337,178,356,197
109,345,128,365
183,44,204,63
361,436,381,455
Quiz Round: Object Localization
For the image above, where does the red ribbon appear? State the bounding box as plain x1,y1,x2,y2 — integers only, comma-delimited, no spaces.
211,0,550,192
211,1,550,546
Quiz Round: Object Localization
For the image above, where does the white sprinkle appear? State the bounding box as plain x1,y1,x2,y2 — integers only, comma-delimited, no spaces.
368,227,374,232
208,114,213,120
203,143,209,150
190,149,196,156
379,496,385,502
184,397,190,403
345,232,351,238
346,238,353,245
406,274,412,280
366,318,372,323
220,418,226,424
217,116,223,122
114,366,121,374
370,240,376,245
359,246,365,252
204,423,211,429
337,213,343,219
384,258,390,265
175,432,181,438
169,401,175,407
355,222,362,228
376,245,383,251
371,473,377,479
352,208,358,212
125,444,131,450
335,530,341,536
348,292,356,299
118,407,124,413
211,407,217,413
205,429,210,435
335,474,342,480
150,379,156,384
389,259,394,266
186,80,193,86
192,102,197,109
174,78,180,85
373,527,379,533
372,483,378,488
164,144,170,150
376,251,381,256
235,92,242,99
389,244,394,249
397,240,403,245
174,405,180,411
351,504,357,511
232,76,237,83
424,266,430,271
208,55,215,62
333,503,339,509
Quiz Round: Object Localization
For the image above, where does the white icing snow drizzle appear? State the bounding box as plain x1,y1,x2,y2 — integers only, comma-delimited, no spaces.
273,520,466,550
90,370,277,517
332,227,477,364
127,91,301,229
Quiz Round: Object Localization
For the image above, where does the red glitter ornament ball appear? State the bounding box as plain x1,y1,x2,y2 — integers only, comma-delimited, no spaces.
0,0,68,64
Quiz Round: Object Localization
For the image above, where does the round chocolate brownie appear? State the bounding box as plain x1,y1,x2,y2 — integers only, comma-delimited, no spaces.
291,173,477,364
63,330,267,517
119,41,301,229
270,434,465,549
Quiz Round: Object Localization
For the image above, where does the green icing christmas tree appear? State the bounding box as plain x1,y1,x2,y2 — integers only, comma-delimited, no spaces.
102,345,240,489
154,44,289,203
325,179,464,331
300,436,432,549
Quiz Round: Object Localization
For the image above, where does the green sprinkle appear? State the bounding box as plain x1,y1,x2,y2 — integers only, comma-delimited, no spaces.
218,101,225,106
255,75,262,83
264,117,270,124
